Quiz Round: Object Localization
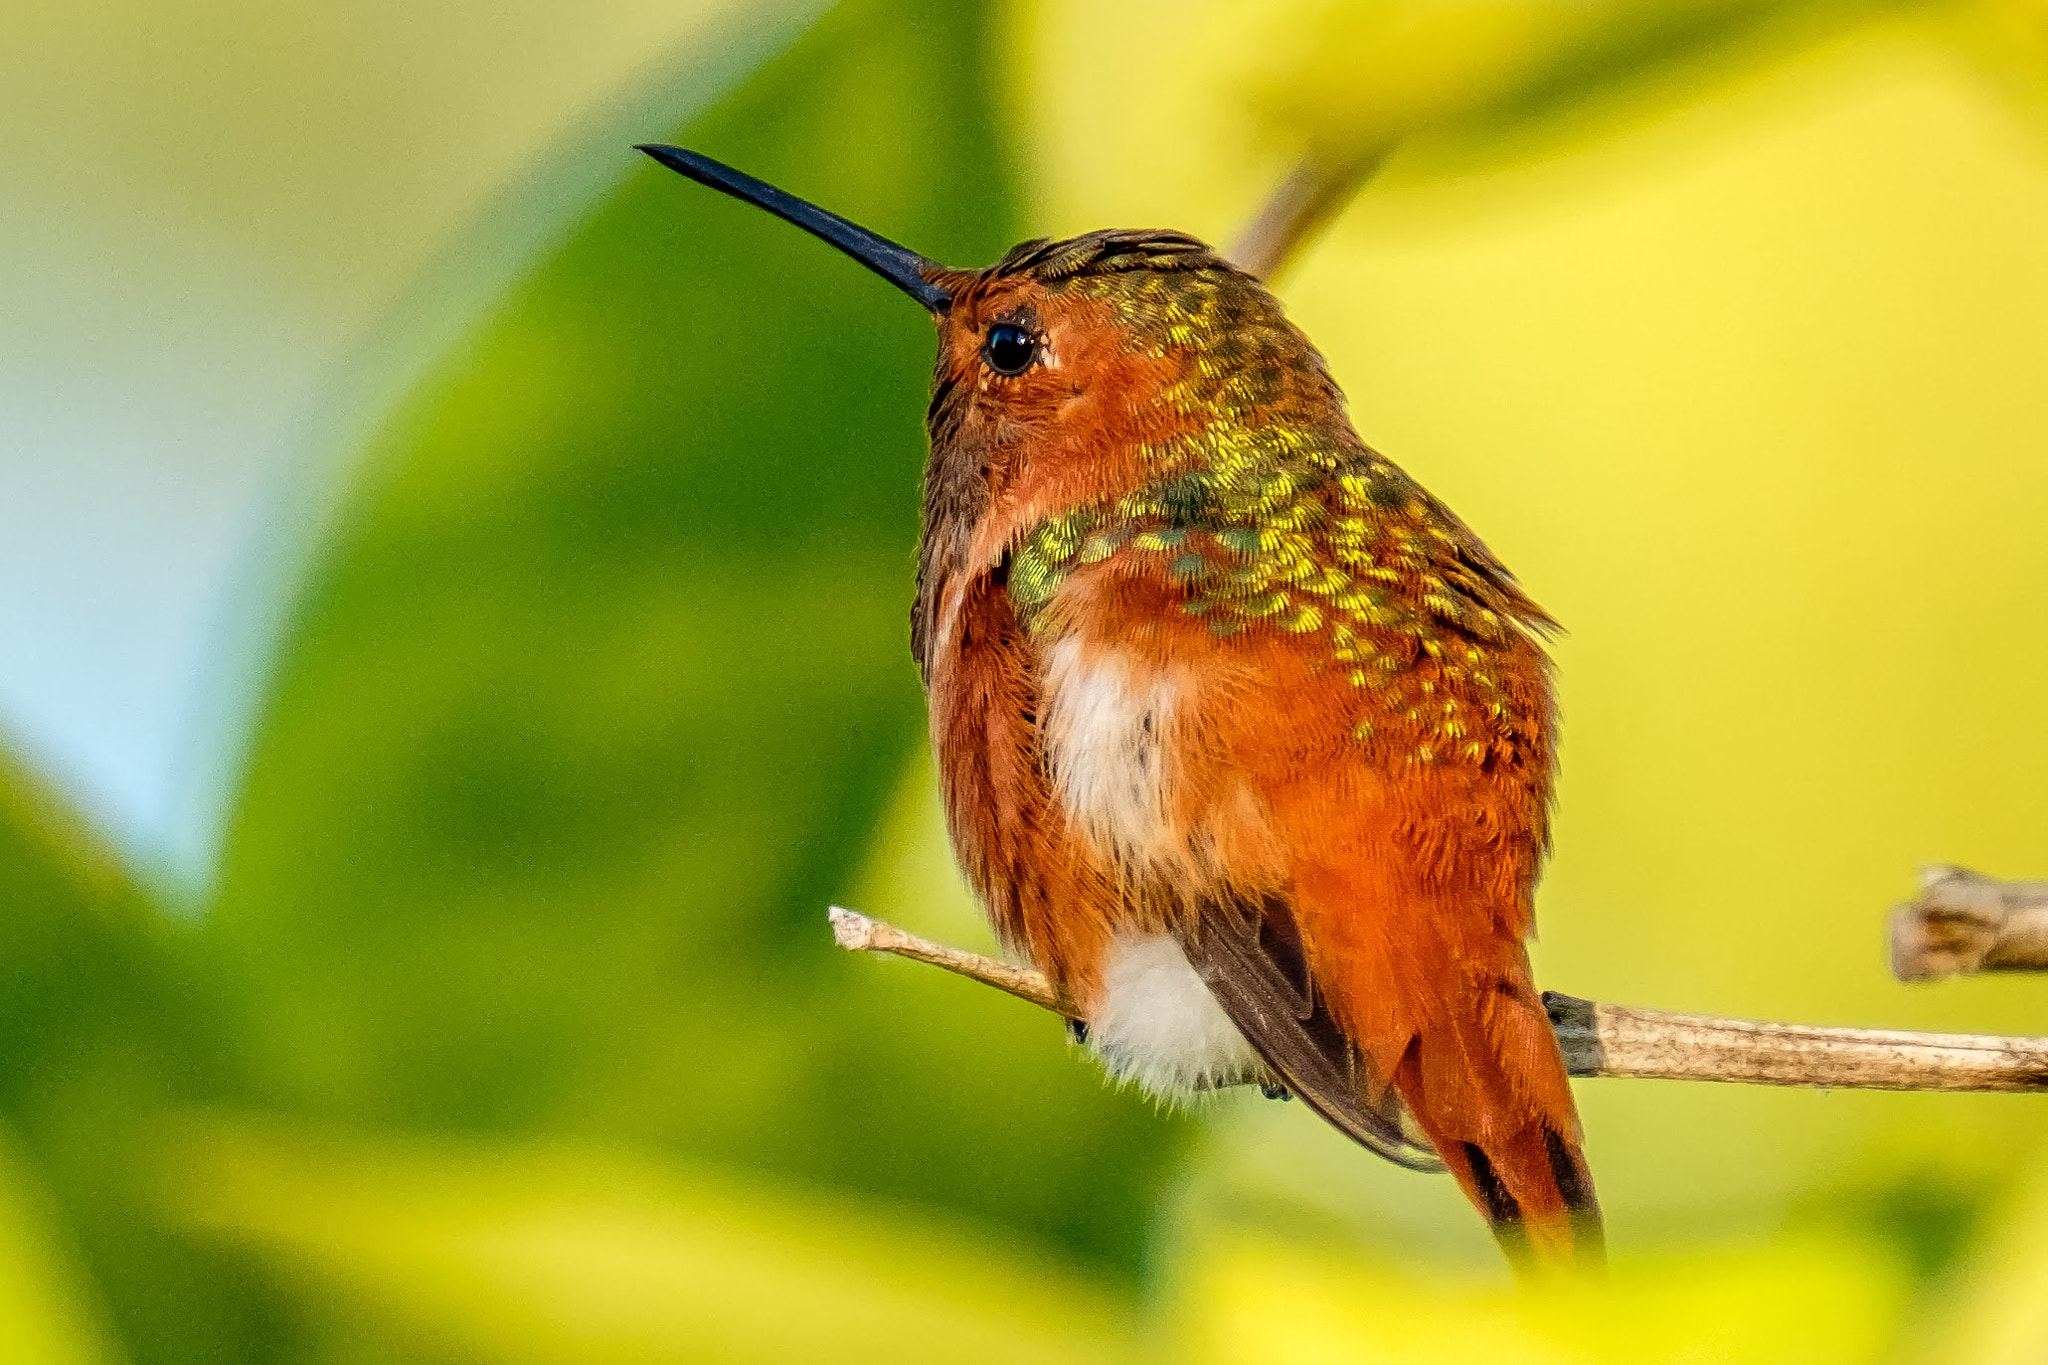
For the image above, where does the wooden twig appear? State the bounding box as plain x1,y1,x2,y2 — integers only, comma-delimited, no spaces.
828,906,1069,1013
829,906,2048,1092
1891,865,2048,983
1544,994,2048,1091
1230,148,1391,282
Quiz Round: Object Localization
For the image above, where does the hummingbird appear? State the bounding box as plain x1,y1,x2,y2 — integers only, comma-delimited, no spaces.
640,144,1601,1269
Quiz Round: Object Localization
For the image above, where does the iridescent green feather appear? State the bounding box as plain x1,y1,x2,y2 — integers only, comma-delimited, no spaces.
1002,249,1552,763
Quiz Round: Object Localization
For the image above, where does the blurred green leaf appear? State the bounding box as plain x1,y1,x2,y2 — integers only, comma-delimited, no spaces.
202,0,1189,1281
165,1117,1143,1365
0,754,284,1362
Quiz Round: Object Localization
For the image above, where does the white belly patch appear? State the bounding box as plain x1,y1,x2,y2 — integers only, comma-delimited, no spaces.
1089,932,1264,1099
1041,637,1179,875
1041,641,1265,1097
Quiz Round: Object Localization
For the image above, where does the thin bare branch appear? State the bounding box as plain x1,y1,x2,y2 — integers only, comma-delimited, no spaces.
1230,148,1391,282
829,906,1070,1014
1891,865,2048,982
829,906,2048,1092
1544,994,2048,1091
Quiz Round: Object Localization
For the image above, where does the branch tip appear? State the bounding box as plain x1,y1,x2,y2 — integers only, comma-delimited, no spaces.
827,905,877,952
1890,867,2048,982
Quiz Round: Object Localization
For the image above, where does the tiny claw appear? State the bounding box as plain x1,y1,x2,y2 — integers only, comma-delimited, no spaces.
1261,1083,1292,1101
1065,1018,1090,1045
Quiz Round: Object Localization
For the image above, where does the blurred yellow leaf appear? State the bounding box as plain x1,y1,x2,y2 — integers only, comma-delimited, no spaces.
1254,0,1627,158
1018,0,1946,246
161,1117,1142,1365
1170,1229,1906,1364
1251,0,1935,167
1945,0,2048,122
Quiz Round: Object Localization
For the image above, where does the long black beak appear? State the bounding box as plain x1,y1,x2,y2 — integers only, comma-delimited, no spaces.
636,145,952,312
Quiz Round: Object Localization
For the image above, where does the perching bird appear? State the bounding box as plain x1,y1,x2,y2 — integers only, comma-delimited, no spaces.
640,144,1601,1269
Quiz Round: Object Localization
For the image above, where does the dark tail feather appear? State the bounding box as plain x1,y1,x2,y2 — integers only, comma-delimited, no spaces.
1432,1122,1603,1272
1393,1006,1605,1273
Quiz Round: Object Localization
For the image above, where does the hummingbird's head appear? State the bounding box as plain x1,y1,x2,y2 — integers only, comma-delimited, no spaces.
919,231,1342,524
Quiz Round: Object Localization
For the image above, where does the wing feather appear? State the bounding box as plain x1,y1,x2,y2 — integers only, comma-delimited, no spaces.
1179,893,1441,1172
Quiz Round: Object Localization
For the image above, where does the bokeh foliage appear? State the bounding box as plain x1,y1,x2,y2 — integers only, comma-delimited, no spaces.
1252,0,1943,170
2,0,2047,1360
0,756,274,1362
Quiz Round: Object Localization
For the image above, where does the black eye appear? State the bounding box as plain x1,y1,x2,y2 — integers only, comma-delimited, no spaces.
983,323,1037,375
